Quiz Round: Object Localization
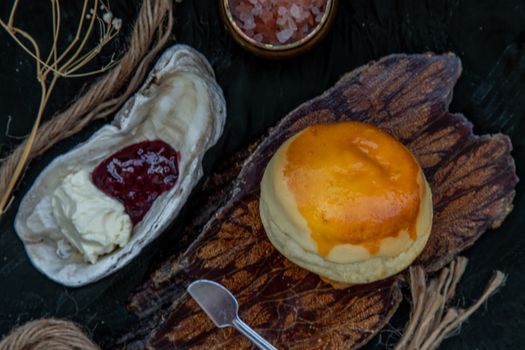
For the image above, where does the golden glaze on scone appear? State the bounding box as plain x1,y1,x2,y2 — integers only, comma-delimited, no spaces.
260,122,433,284
285,122,421,255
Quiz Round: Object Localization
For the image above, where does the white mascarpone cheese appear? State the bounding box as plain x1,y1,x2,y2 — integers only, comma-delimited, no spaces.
51,168,132,264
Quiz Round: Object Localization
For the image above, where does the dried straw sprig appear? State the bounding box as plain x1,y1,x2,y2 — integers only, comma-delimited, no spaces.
0,0,122,214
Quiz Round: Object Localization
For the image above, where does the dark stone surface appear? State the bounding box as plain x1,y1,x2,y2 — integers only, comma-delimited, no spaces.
0,0,524,349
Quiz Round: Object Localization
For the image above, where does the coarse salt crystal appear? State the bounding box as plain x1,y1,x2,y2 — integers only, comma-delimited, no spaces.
276,17,287,26
239,11,253,22
276,28,294,43
290,4,302,19
287,17,298,31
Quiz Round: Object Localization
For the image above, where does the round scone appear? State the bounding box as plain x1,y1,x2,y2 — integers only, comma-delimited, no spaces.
259,121,433,286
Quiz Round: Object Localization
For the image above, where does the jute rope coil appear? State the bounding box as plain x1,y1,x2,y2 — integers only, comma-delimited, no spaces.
0,0,173,216
0,319,99,350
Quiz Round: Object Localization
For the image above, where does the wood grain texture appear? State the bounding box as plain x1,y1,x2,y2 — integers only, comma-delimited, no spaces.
122,53,518,350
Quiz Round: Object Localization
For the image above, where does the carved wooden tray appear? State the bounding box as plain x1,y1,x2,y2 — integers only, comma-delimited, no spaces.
120,53,518,350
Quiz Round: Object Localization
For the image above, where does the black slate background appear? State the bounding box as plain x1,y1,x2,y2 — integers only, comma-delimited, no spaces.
1,0,524,349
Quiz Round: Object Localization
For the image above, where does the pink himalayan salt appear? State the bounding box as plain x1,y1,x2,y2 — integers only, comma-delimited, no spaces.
230,0,328,45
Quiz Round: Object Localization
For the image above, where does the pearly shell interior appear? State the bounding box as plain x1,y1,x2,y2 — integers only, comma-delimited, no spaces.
14,45,226,287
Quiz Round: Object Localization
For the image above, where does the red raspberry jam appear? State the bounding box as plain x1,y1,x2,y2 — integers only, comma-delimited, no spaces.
92,140,180,225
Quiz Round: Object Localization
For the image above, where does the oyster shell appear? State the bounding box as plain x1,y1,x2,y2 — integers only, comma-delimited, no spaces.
14,45,226,287
120,53,517,350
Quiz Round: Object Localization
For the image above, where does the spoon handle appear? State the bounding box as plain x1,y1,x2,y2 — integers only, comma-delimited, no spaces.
232,317,277,350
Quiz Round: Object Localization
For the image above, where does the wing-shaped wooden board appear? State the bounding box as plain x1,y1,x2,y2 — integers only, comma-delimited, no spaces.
121,54,518,350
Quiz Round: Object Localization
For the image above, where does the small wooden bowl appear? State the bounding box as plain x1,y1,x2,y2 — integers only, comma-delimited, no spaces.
219,0,338,59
